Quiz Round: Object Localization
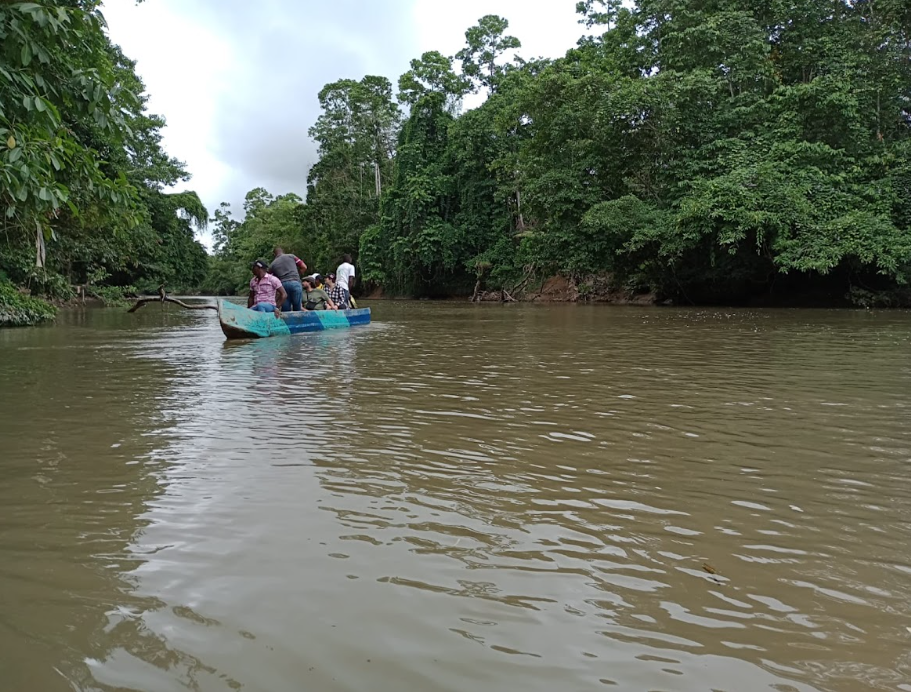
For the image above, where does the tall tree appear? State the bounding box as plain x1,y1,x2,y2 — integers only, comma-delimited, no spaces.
304,76,401,272
397,51,469,114
362,92,457,294
0,1,138,264
576,0,624,29
455,15,522,95
230,3,911,306
1,2,209,306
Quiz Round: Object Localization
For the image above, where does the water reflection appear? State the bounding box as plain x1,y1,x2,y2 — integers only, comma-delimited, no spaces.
1,303,910,691
0,309,220,691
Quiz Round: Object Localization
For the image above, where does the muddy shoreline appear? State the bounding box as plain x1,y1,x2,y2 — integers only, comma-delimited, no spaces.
49,275,911,311
368,274,911,309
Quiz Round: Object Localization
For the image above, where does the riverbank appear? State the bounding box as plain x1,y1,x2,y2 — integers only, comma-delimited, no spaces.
479,275,658,306
5,274,909,330
368,273,911,308
364,275,656,305
0,279,57,327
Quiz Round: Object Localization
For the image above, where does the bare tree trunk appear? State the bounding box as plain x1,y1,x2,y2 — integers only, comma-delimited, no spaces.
471,278,482,302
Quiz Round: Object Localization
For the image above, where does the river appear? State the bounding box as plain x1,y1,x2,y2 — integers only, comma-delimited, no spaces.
1,302,910,691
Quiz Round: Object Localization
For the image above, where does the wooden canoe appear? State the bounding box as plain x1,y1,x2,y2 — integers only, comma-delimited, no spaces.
217,299,371,339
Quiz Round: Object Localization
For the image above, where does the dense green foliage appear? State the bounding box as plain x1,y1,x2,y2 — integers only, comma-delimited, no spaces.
0,275,55,326
230,2,908,304
203,74,404,295
6,1,911,310
0,1,208,323
201,189,307,295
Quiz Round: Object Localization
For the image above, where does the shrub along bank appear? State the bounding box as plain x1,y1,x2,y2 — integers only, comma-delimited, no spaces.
0,278,56,327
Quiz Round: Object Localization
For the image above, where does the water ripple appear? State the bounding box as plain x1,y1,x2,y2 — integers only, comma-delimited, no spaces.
1,303,910,691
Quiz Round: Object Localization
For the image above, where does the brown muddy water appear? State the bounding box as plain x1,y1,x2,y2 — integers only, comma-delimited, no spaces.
1,301,910,692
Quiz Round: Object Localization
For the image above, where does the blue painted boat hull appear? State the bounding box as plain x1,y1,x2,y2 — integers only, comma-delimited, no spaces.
218,299,371,339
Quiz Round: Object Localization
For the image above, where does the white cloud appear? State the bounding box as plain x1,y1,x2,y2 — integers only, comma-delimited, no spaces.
104,0,233,210
414,0,584,58
102,0,586,248
104,0,418,230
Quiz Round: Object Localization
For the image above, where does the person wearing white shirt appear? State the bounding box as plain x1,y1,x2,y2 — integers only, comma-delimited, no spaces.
336,254,356,307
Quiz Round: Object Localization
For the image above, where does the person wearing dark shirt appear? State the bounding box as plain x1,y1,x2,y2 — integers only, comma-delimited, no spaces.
268,247,307,312
325,273,349,309
302,276,338,311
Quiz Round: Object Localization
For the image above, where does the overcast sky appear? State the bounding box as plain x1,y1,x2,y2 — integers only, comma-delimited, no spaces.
103,0,586,238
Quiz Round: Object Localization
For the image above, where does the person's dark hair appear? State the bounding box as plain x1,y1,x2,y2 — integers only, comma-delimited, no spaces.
342,253,352,264
273,246,284,256
314,274,323,285
302,276,314,287
325,273,336,282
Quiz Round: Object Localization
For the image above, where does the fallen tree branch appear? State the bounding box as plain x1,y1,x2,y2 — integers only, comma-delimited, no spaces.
470,278,482,303
509,266,535,297
127,286,217,313
470,262,491,303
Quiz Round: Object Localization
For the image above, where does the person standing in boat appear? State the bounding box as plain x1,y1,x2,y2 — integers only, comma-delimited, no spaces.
335,254,356,307
302,275,338,311
248,260,287,316
268,247,306,312
324,273,349,309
